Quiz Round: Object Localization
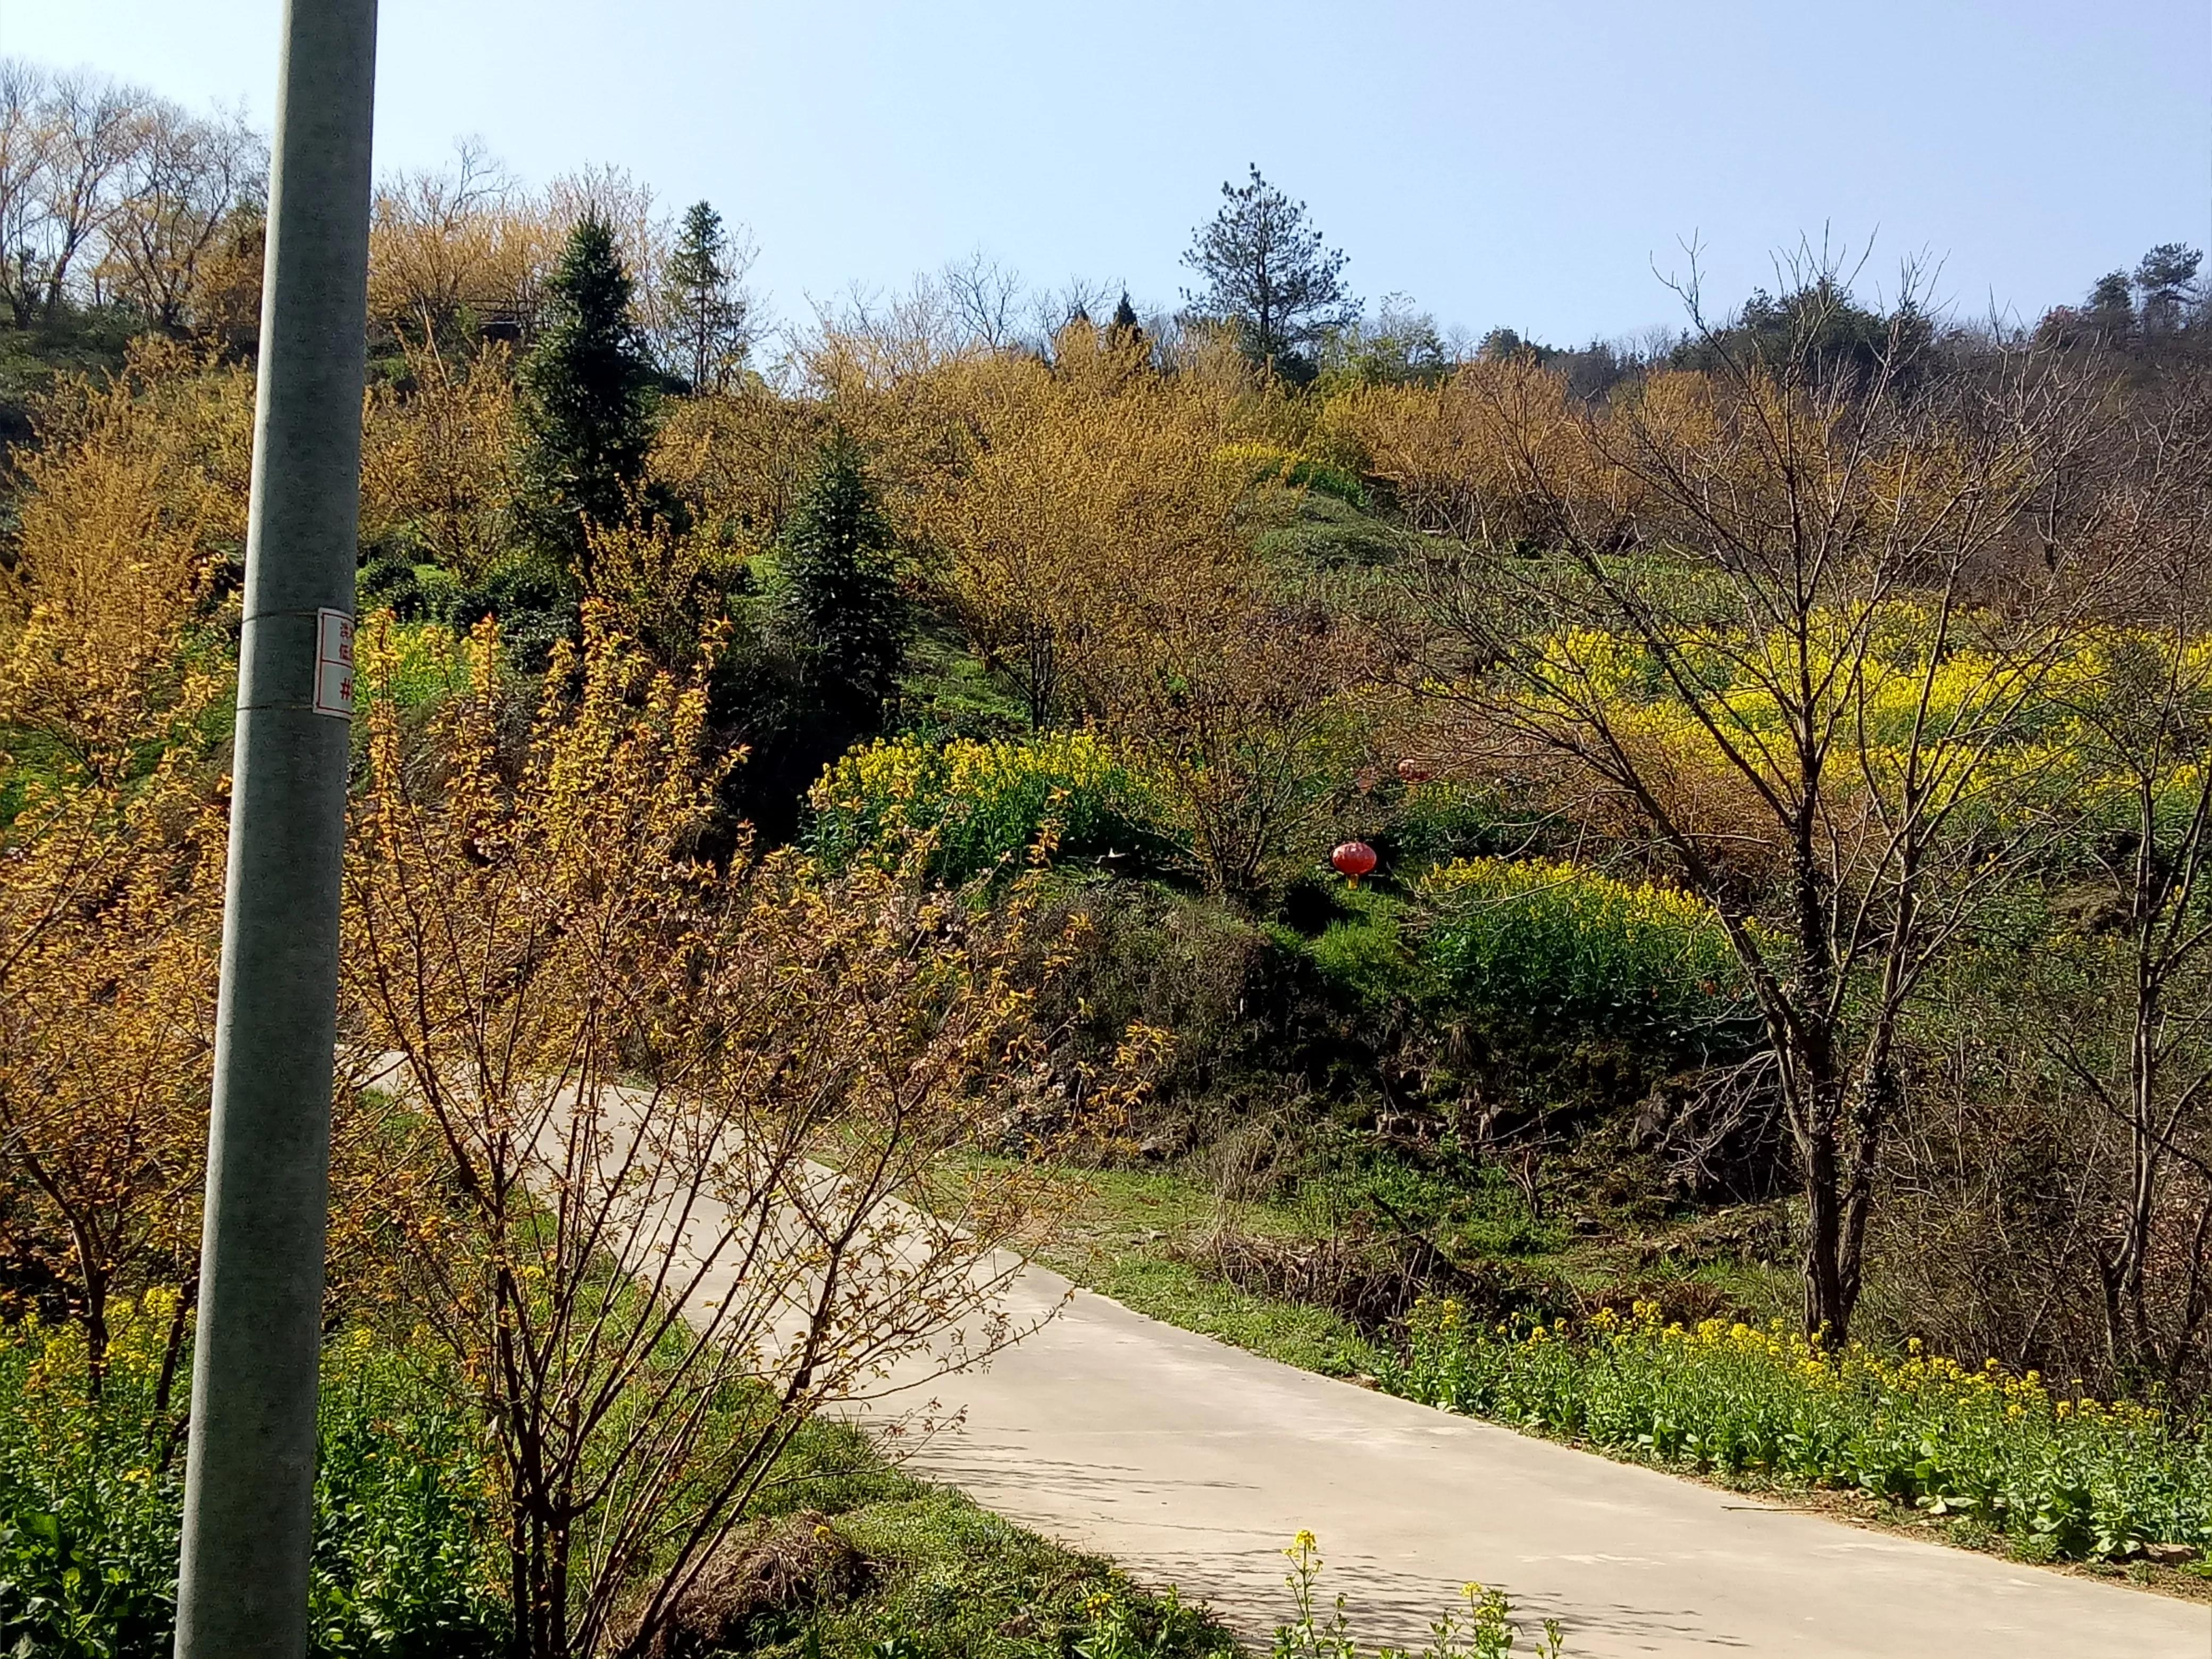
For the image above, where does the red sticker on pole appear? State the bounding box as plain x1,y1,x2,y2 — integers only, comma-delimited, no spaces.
313,608,355,718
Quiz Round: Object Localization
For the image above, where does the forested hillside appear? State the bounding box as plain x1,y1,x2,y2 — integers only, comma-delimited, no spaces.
9,53,2212,1653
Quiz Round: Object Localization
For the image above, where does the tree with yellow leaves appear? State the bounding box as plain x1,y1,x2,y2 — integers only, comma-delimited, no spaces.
901,328,1373,893
358,334,523,596
0,345,244,1389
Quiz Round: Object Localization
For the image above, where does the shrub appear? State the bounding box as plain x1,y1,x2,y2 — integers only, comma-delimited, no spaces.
1385,781,1529,869
1041,885,1270,1119
807,731,1175,884
1380,1298,2212,1562
1213,441,1369,509
0,1291,506,1658
1415,859,1755,1059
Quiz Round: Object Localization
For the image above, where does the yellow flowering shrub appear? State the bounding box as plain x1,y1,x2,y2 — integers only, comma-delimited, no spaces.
807,730,1175,883
1414,858,1754,1056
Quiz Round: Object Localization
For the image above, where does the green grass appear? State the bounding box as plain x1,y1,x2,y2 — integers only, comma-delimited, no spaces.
0,1289,1236,1659
992,1164,1378,1378
1016,1158,1797,1349
738,1415,1232,1657
1069,1251,1378,1378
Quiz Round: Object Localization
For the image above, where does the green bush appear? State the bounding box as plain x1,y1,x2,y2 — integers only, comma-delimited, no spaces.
806,731,1177,885
1381,1299,2212,1562
0,1293,507,1659
1282,860,1755,1062
1216,441,1369,509
1384,781,1528,868
1415,859,1755,1058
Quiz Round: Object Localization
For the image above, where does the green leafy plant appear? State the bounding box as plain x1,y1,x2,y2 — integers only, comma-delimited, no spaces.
1074,1584,1219,1658
807,731,1176,884
1381,1298,2212,1563
1415,859,1757,1060
0,1293,506,1658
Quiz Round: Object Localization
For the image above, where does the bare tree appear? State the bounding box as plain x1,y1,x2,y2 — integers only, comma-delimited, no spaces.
1414,254,2106,1339
0,59,52,326
0,61,150,328
1029,273,1120,351
2040,374,2212,1387
347,612,1089,1658
367,136,524,342
100,97,264,333
942,248,1024,351
30,70,143,319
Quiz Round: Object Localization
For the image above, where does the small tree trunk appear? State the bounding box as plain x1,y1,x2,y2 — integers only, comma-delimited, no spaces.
1802,1124,1849,1341
66,1217,110,1400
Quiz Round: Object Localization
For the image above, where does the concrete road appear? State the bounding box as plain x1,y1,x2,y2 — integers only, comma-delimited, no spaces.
860,1261,2210,1657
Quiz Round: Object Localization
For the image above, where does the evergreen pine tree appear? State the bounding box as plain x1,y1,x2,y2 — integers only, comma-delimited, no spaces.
778,437,908,735
1180,166,1358,379
666,200,750,391
517,214,660,582
2085,271,2136,348
1109,291,1142,336
2134,243,2202,338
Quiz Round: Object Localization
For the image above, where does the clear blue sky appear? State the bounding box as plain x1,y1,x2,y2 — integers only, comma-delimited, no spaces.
6,0,2207,343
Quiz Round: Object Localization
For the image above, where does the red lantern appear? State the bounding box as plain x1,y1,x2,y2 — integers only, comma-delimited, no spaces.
1331,840,1378,887
1396,757,1435,784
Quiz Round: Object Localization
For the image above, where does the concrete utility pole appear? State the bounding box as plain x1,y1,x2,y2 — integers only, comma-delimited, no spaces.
173,4,378,1657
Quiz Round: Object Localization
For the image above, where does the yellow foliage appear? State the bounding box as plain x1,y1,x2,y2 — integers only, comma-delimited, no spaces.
367,170,563,343
650,384,827,554
0,347,243,1373
0,341,249,774
1317,356,1620,542
342,606,1137,1652
358,339,521,584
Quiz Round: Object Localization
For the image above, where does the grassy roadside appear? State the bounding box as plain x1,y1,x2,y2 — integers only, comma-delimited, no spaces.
0,1291,1238,1659
1005,1160,2212,1607
1019,1164,1379,1378
736,1413,1235,1656
1003,1159,1792,1378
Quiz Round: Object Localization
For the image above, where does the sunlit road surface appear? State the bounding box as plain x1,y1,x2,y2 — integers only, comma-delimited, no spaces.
857,1260,2212,1657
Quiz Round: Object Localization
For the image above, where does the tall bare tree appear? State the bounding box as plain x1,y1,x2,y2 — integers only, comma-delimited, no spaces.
2039,373,2212,1387
1414,261,2105,1339
99,98,264,333
30,70,143,320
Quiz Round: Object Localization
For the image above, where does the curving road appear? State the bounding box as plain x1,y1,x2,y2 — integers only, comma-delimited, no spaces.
861,1260,2210,1657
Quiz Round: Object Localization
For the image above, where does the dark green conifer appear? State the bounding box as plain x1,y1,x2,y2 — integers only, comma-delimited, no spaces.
2085,271,2136,347
516,214,659,582
666,201,750,390
778,437,908,731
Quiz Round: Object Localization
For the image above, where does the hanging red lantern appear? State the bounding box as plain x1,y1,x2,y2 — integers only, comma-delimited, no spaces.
1331,840,1378,887
1396,757,1435,784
